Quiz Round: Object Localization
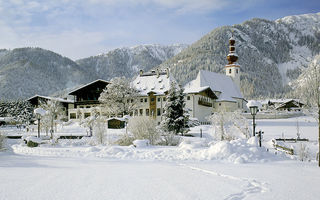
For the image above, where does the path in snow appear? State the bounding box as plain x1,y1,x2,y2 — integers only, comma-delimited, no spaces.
179,163,269,200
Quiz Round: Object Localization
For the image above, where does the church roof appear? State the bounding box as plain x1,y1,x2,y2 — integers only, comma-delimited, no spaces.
184,70,244,102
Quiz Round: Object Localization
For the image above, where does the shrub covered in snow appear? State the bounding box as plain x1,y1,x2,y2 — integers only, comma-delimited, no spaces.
116,134,135,146
297,143,310,162
128,116,159,145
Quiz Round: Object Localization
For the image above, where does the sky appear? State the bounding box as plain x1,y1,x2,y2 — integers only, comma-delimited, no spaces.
0,0,319,60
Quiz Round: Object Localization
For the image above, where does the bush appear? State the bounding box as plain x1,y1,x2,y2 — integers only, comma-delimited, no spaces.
127,117,160,145
116,134,135,146
27,140,39,147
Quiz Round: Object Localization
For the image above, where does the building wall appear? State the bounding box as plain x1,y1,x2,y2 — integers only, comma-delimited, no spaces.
185,94,214,123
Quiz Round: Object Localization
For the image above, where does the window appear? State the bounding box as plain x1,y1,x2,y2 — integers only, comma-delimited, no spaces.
70,113,76,119
144,98,148,102
146,109,149,116
151,98,154,102
84,113,91,118
157,108,161,116
187,96,190,100
163,97,166,101
80,106,84,108
140,98,143,103
134,109,138,116
86,106,90,108
229,69,232,74
236,69,239,74
139,109,143,116
219,103,222,106
157,98,161,102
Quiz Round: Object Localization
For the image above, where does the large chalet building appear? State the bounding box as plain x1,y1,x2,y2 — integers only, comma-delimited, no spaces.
28,37,246,124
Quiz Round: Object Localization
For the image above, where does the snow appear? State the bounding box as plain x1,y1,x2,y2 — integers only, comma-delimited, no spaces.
132,72,175,96
133,139,150,147
34,107,46,116
184,70,243,102
27,94,74,104
246,100,262,109
0,115,319,199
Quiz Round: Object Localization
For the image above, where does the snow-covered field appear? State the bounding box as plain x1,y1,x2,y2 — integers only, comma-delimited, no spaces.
0,116,319,200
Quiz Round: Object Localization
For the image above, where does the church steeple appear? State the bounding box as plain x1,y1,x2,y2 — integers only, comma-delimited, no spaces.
227,36,238,64
225,33,240,88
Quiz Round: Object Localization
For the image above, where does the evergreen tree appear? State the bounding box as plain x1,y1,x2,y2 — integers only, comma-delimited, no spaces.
159,81,189,138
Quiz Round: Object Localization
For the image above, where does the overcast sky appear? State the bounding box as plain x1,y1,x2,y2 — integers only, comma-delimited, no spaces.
0,0,319,60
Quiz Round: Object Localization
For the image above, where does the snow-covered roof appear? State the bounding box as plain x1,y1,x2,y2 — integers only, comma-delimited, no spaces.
258,99,302,105
132,71,176,96
184,85,211,94
184,70,243,102
27,95,74,103
246,100,262,109
68,79,110,95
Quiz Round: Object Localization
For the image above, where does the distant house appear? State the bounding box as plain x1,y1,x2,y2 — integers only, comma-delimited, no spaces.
259,99,304,111
67,79,110,120
27,94,74,117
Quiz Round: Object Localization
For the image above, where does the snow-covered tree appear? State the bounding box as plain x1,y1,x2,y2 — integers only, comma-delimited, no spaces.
81,107,100,137
209,110,250,141
159,81,189,141
0,100,34,129
39,99,64,139
93,116,107,145
128,116,160,145
0,131,6,150
294,54,320,166
99,77,139,116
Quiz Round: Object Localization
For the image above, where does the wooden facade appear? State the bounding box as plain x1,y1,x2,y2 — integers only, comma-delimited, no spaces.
68,79,110,108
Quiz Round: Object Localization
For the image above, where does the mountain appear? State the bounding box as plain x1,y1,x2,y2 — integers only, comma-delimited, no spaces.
0,47,89,100
158,12,320,98
0,44,187,100
76,44,188,81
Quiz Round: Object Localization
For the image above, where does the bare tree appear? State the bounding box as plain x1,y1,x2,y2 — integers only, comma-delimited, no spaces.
40,100,64,139
99,77,139,117
294,54,320,166
209,110,250,141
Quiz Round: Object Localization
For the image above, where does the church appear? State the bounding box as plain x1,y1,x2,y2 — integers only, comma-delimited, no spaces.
130,36,246,123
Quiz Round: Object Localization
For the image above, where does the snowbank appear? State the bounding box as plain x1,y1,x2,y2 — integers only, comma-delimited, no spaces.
12,137,281,164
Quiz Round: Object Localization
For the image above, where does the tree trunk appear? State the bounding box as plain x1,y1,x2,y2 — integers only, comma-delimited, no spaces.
318,105,320,167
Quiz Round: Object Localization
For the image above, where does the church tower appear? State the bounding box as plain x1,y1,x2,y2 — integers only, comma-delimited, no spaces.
225,36,240,88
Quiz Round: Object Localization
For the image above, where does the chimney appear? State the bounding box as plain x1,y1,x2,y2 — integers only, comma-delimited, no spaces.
166,68,169,78
156,69,159,78
139,69,143,76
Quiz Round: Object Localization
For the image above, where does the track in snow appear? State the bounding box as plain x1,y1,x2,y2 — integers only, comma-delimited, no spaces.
179,164,269,200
